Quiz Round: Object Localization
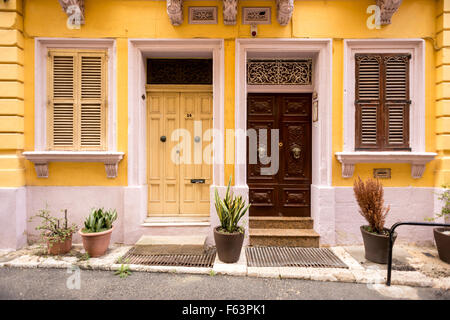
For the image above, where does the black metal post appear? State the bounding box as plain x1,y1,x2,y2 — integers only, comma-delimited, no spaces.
386,221,450,286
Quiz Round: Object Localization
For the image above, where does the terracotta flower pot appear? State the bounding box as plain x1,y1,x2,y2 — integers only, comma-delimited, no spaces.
434,227,450,264
214,226,244,263
46,235,73,255
79,226,114,258
360,225,397,264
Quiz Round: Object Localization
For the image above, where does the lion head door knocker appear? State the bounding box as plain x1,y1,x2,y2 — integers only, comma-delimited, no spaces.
291,146,301,160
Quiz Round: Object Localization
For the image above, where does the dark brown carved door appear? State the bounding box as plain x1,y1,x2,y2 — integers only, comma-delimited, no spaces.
247,93,312,217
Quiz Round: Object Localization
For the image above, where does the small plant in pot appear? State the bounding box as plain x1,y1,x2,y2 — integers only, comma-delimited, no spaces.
354,177,396,264
79,208,117,257
30,207,78,255
214,177,250,263
427,185,450,264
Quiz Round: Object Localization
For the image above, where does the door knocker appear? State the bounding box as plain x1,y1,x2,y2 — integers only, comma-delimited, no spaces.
292,146,301,159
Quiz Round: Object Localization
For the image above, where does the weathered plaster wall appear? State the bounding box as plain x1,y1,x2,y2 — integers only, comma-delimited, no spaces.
334,187,436,245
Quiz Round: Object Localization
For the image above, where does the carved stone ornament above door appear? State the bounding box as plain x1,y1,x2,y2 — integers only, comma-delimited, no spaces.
58,0,85,24
165,0,294,26
223,0,238,25
276,0,294,26
376,0,403,25
167,0,184,26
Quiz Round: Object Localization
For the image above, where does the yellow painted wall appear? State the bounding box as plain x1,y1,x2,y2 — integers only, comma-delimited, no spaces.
13,0,443,187
436,0,450,186
0,0,25,187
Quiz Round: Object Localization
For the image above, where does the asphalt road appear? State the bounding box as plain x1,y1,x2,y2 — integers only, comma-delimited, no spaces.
0,267,448,300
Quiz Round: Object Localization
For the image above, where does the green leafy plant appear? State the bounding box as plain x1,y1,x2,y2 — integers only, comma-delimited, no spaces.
81,208,117,233
427,185,449,222
114,264,131,278
78,252,90,261
29,206,78,244
214,176,250,234
353,177,390,235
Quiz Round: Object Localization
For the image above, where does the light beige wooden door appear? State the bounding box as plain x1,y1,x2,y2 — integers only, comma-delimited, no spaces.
147,87,212,216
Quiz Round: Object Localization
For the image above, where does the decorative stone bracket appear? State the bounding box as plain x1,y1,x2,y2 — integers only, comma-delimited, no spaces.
167,0,183,26
58,0,85,24
166,0,294,26
376,0,402,25
223,0,238,25
276,0,294,26
335,152,436,179
22,151,124,179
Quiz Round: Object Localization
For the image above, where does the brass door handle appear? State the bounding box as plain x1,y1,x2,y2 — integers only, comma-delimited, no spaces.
292,146,301,159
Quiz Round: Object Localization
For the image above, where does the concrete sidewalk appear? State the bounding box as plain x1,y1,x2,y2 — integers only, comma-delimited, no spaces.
0,243,449,290
1,268,449,300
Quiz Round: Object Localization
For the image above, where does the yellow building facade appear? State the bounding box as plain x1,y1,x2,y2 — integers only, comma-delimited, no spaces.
0,0,448,249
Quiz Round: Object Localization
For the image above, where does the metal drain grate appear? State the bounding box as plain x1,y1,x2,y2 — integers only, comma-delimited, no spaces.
118,247,216,268
246,247,348,268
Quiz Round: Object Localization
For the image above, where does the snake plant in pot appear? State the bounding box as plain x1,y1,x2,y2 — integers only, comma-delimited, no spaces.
79,208,117,257
354,177,396,264
214,176,250,263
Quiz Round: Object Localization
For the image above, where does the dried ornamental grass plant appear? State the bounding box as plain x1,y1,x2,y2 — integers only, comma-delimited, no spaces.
353,176,390,235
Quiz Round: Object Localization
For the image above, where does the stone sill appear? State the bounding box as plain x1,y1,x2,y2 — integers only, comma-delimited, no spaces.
22,151,125,179
335,151,437,179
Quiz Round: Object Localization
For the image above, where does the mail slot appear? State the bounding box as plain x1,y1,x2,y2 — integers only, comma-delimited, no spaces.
190,179,205,184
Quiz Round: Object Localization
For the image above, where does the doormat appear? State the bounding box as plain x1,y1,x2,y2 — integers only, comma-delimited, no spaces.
246,247,348,268
117,247,216,268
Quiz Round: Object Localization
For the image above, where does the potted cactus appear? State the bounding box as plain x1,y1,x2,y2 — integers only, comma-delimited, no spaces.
353,177,396,264
79,208,117,257
30,207,78,255
213,176,250,263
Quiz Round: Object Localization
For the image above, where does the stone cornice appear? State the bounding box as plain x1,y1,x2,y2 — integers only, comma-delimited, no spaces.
23,151,124,179
58,0,85,24
335,151,436,179
376,0,402,25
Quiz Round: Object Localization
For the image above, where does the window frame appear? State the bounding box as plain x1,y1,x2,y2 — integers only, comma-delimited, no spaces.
354,52,411,151
47,49,108,151
343,39,425,153
34,38,117,152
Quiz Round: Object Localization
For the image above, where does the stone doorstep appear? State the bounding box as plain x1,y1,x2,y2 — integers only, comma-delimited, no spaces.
249,217,314,229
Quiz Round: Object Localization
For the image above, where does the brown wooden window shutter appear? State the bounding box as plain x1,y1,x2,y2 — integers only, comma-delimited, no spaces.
355,53,411,151
48,50,107,151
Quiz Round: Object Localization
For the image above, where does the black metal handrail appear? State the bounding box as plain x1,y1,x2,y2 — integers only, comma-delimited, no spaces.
386,221,450,286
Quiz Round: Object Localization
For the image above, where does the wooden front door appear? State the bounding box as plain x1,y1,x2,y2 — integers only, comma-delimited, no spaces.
147,86,213,216
247,93,312,217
